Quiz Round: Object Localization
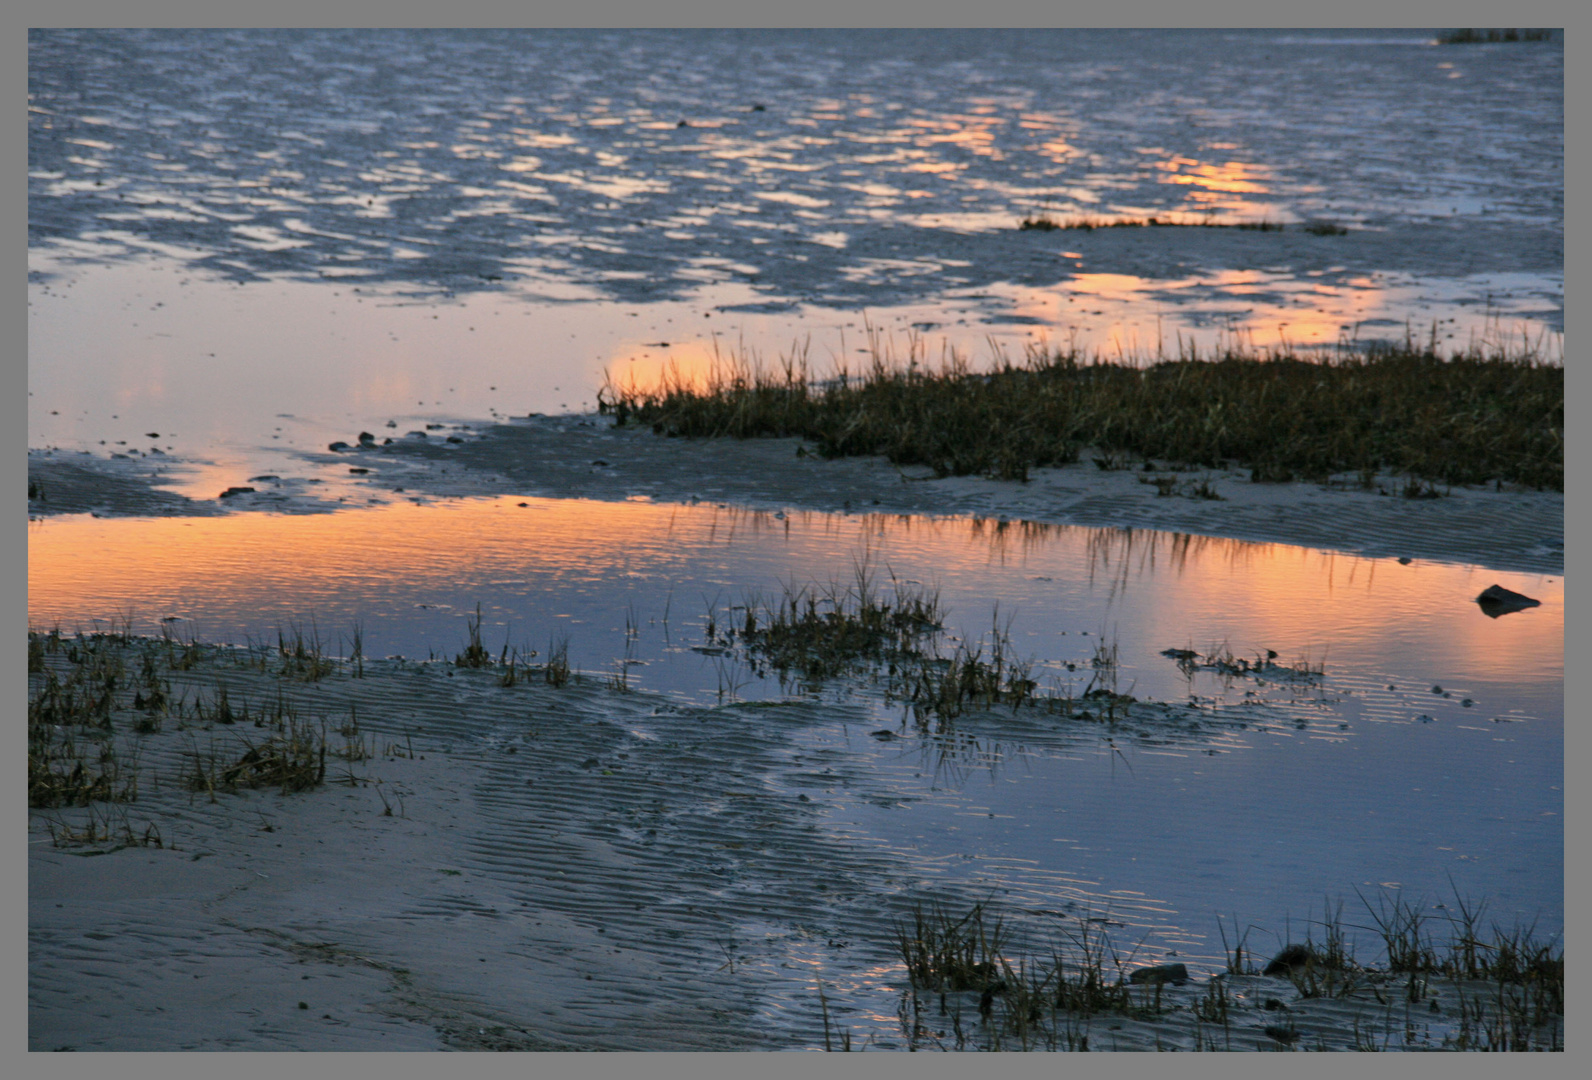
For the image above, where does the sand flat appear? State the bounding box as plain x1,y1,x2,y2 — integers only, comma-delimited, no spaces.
29,629,1562,1052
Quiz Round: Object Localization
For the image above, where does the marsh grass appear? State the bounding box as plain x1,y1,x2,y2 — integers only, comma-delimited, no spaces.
40,802,164,851
184,714,327,800
601,334,1561,490
456,604,492,668
1166,642,1324,685
1437,28,1554,43
28,634,143,807
878,895,1562,1052
275,621,334,681
1019,212,1283,232
543,634,572,687
893,899,1144,1051
713,561,944,685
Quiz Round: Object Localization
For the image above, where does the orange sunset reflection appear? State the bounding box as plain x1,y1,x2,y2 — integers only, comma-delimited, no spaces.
1012,268,1417,351
1150,155,1276,218
29,499,1560,699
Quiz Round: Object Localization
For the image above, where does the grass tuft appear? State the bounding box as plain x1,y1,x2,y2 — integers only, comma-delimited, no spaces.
601,333,1561,491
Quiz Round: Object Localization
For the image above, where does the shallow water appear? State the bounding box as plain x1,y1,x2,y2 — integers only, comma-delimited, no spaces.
27,30,1564,1045
28,497,1564,979
29,29,1563,490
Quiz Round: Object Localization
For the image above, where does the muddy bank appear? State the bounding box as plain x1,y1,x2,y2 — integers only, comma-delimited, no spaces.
30,415,1563,576
345,416,1563,575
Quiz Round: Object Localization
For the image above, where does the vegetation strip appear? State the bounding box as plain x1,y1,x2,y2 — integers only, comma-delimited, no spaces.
600,339,1562,491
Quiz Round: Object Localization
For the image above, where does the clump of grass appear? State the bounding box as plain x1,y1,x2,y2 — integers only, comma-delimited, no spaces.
275,621,334,682
880,892,1563,1052
1020,212,1283,232
1165,642,1324,685
184,716,327,799
1437,28,1554,43
896,900,1009,994
161,623,207,671
40,803,164,851
455,604,491,668
543,634,571,687
718,562,944,684
601,333,1562,490
893,899,1140,1051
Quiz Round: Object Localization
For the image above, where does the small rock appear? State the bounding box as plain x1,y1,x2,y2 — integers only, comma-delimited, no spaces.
1398,556,1412,564
357,431,376,445
328,441,350,452
1128,963,1188,986
591,460,609,467
1263,944,1316,975
349,467,370,475
219,486,256,499
869,729,896,741
677,119,690,127
446,436,464,444
1476,584,1541,618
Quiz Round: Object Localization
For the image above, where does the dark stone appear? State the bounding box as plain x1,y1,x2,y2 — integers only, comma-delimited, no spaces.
219,486,256,499
591,460,609,467
358,431,376,444
1263,944,1315,975
328,441,350,452
869,729,896,741
446,436,464,444
145,432,160,438
677,119,690,127
349,467,370,475
1476,584,1541,618
1128,962,1188,986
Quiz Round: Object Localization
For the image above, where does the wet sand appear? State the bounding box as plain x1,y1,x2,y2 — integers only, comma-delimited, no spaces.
29,634,1562,1053
27,422,1563,1052
28,414,1565,576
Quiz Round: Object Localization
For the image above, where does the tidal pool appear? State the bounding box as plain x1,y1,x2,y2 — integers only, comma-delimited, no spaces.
28,495,1563,991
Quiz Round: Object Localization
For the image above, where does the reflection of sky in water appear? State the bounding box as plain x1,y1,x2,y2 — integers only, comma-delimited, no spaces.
27,253,1563,500
30,29,1560,303
30,29,1562,490
28,32,1564,1043
28,497,1562,1036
